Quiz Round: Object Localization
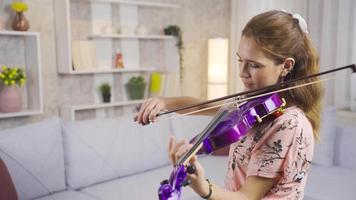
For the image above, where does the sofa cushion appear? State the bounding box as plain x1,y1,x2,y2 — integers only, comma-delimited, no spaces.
80,155,228,200
313,106,336,167
62,116,171,189
170,115,213,140
305,165,356,200
34,191,98,200
0,117,65,200
334,126,356,168
0,158,18,200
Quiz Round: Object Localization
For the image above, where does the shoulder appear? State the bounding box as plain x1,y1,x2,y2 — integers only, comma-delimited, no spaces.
272,106,312,133
258,106,313,145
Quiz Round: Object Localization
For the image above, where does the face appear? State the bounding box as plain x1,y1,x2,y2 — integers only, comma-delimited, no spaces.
237,36,285,91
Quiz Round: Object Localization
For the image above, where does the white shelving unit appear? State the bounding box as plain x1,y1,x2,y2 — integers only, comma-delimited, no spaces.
68,67,157,74
0,31,43,119
89,0,179,8
61,100,144,121
90,34,175,40
54,0,180,121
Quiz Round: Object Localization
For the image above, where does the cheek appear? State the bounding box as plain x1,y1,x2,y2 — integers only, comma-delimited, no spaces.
253,71,280,87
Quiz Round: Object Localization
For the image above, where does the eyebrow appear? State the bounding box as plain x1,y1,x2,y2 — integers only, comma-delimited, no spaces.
235,53,264,66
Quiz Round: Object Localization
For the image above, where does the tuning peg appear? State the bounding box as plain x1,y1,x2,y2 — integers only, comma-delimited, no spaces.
186,164,196,174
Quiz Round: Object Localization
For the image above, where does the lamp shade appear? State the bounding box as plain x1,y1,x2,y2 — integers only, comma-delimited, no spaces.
208,38,228,99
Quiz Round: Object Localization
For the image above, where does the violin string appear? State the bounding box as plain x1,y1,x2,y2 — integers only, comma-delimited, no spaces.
149,76,335,124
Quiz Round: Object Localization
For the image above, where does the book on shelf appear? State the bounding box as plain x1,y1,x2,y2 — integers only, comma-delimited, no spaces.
149,72,181,97
72,41,98,71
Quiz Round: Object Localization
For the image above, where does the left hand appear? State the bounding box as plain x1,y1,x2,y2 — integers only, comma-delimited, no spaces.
168,136,210,196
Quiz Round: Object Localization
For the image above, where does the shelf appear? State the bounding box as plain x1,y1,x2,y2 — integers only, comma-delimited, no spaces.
0,31,40,37
90,34,175,40
73,100,144,111
88,0,179,8
61,100,144,121
0,110,43,119
60,67,158,74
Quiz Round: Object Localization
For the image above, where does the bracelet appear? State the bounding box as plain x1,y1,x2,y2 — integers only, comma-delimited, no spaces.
201,179,212,199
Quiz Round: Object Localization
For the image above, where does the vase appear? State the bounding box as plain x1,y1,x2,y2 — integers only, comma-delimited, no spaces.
0,86,22,113
125,83,146,100
102,93,111,103
12,12,29,31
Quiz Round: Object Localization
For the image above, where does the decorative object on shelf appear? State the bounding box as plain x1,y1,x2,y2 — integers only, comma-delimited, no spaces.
150,72,162,97
72,41,97,71
100,24,114,35
126,76,146,100
164,25,184,82
135,24,148,35
120,25,134,35
10,1,29,31
99,82,111,103
115,48,124,69
0,66,26,113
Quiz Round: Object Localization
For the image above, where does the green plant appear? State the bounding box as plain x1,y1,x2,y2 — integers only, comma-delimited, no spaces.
99,83,111,95
128,76,145,85
164,25,184,83
10,2,28,12
0,66,26,87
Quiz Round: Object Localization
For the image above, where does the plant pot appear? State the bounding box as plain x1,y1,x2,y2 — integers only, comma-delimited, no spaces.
125,83,146,100
12,12,29,31
0,85,22,113
102,93,111,103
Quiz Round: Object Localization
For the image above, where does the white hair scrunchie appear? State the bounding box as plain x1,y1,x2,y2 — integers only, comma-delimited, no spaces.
280,9,309,34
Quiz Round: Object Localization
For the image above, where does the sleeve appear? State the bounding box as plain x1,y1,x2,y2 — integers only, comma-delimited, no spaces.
246,117,300,179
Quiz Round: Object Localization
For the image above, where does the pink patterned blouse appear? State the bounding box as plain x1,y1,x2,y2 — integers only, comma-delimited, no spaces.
225,106,314,199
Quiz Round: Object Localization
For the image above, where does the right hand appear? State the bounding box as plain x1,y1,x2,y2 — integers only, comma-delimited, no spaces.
134,97,166,124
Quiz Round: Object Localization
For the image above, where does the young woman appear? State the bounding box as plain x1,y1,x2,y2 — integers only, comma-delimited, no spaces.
135,10,323,199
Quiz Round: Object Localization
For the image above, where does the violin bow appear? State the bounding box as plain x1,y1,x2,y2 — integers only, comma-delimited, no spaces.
157,64,356,117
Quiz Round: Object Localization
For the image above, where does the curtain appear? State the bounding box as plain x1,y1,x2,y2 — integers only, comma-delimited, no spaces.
229,0,356,110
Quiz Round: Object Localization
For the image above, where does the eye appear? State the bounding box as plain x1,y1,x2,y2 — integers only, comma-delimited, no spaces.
248,62,260,69
238,59,243,63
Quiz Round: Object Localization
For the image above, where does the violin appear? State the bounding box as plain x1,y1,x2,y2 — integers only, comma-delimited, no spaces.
157,64,356,200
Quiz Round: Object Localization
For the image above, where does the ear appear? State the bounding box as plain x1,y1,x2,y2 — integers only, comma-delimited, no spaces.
281,58,295,77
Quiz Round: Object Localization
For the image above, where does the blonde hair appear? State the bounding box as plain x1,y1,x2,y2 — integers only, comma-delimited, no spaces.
242,10,324,140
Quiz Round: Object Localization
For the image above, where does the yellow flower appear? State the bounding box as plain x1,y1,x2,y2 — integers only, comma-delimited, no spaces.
11,2,28,12
0,73,4,79
4,80,9,85
1,66,7,71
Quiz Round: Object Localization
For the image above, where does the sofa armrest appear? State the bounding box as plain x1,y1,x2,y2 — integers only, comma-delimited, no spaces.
0,159,18,200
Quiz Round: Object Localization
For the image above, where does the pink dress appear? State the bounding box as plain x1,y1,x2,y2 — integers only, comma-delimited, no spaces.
225,106,314,199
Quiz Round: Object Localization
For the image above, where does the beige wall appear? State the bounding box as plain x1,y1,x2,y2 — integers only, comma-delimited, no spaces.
0,0,230,129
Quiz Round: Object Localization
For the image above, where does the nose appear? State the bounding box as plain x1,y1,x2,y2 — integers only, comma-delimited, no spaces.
239,62,250,79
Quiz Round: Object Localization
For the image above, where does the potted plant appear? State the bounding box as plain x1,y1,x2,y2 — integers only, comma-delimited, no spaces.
125,76,146,100
98,83,111,103
10,1,29,31
164,25,184,82
0,66,26,112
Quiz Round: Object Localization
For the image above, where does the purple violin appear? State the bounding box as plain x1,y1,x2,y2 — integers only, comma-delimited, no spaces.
158,93,286,200
157,64,356,200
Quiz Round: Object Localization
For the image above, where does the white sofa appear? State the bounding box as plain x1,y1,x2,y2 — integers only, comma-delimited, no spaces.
0,107,355,200
304,107,356,200
0,115,228,200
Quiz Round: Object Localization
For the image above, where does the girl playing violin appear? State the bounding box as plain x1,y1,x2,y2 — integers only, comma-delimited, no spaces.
135,10,323,200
